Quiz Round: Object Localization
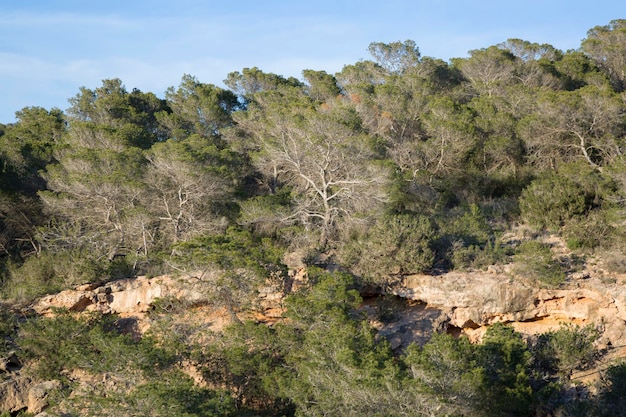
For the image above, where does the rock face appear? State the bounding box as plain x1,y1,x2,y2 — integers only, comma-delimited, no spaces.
26,266,626,349
0,377,60,414
394,271,626,347
30,273,285,326
32,275,209,316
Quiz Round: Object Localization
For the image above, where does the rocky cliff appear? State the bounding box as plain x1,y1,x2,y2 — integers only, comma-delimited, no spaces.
26,264,626,350
394,270,626,349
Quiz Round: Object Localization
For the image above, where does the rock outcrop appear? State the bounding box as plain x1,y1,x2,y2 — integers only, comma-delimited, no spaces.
25,264,626,350
394,270,626,347
31,275,206,316
0,377,60,414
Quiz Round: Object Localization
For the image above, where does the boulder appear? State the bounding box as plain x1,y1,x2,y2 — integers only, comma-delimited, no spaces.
31,275,207,315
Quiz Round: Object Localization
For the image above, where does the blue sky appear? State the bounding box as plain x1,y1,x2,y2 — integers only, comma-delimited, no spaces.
0,0,622,124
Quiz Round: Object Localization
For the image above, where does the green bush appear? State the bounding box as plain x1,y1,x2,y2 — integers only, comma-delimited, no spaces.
436,204,510,270
403,332,482,413
532,324,599,381
0,307,17,356
476,323,534,417
338,213,436,287
594,363,626,417
168,227,288,318
1,249,113,302
564,208,617,250
449,237,510,271
513,240,566,286
64,372,236,417
18,311,174,380
519,175,588,231
448,203,492,246
169,227,287,279
15,310,237,415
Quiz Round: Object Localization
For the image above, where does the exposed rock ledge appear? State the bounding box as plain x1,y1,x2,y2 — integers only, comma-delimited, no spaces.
31,275,205,316
393,271,626,348
27,268,626,350
29,273,283,325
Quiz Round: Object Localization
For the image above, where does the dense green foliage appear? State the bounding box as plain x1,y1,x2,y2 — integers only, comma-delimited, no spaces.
2,19,626,287
16,311,236,416
1,18,626,416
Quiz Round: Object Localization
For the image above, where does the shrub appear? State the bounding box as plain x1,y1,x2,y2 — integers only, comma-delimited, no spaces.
66,372,236,417
16,308,238,416
169,227,286,279
519,175,587,231
564,208,618,251
449,237,511,271
476,323,534,417
595,362,626,417
0,307,17,356
17,311,172,380
337,213,436,287
513,241,566,286
532,324,599,380
1,249,112,302
448,203,492,246
168,227,288,318
436,204,510,271
403,332,481,411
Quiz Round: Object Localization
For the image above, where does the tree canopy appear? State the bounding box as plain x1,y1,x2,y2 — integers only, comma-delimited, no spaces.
1,18,626,416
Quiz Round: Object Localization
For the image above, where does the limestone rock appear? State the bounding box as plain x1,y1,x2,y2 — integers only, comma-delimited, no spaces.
0,351,21,373
27,264,626,351
0,377,59,414
394,271,626,346
30,274,208,316
28,380,61,414
0,376,29,413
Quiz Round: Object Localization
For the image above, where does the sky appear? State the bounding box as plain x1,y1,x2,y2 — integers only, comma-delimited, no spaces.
0,0,623,124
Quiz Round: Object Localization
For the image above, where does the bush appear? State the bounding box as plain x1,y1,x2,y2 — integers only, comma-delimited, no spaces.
436,204,509,271
449,237,511,271
595,363,626,417
532,324,599,381
18,311,175,380
16,310,237,416
564,208,618,251
476,323,534,417
0,307,17,356
169,227,287,279
519,175,587,231
168,227,288,318
403,332,481,412
65,372,236,417
337,213,436,287
1,249,113,302
448,203,492,246
513,241,566,286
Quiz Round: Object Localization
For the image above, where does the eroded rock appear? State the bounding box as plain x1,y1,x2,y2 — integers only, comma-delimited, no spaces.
393,270,626,347
26,265,626,350
0,351,21,373
31,275,207,316
0,376,59,414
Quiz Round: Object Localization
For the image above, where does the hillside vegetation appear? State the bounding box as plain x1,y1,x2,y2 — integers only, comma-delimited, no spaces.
1,19,626,416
